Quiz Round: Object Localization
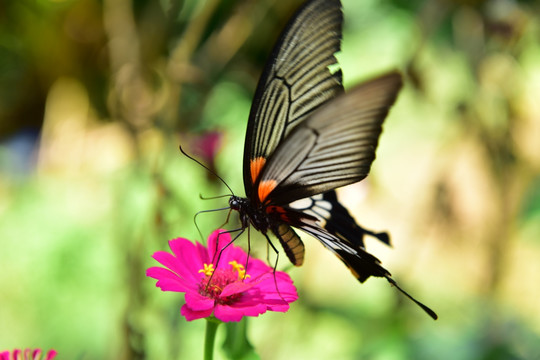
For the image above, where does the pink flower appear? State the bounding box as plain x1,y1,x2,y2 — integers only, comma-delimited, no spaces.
0,349,57,360
189,131,223,184
190,131,222,165
147,229,298,322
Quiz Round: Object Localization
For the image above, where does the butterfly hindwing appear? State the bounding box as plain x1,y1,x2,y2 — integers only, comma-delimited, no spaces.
316,191,391,247
290,190,391,282
268,189,391,276
295,217,438,319
295,217,391,281
292,191,390,248
263,192,439,319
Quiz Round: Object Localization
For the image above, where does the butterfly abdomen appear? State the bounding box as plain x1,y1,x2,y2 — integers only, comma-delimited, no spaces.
273,224,305,266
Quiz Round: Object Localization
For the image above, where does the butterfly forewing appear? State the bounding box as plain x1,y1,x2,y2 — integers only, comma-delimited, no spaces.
258,72,402,205
243,0,344,198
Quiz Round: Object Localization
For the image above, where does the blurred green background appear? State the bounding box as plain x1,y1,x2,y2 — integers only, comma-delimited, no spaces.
1,0,540,359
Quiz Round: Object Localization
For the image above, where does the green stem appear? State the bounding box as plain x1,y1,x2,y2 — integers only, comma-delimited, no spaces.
204,317,221,360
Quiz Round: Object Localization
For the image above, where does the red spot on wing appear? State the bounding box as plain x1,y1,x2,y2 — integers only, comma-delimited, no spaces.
266,205,289,221
250,157,266,184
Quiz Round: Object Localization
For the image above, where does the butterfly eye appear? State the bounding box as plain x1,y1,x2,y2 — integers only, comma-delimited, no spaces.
229,196,240,210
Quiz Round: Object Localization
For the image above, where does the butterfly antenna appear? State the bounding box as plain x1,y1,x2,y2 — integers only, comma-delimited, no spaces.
385,276,438,320
200,194,232,200
179,145,234,195
194,207,231,242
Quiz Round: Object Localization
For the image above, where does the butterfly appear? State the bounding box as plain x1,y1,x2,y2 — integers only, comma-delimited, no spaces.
210,0,437,319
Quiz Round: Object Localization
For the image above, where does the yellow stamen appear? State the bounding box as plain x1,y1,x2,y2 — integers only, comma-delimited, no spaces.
229,261,250,279
198,263,215,277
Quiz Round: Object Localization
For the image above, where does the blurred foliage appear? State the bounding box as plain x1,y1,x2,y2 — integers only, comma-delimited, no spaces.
1,0,540,359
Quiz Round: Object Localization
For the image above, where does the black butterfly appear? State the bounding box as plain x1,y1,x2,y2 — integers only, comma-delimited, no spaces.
215,0,436,319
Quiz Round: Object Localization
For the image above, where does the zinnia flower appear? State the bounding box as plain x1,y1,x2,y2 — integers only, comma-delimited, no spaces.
0,349,57,360
147,229,298,322
190,131,222,165
190,131,223,183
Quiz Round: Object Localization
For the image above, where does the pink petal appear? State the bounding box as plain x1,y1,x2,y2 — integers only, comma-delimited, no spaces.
223,245,248,263
239,292,291,313
245,257,273,275
264,290,298,303
220,281,256,297
31,349,41,360
168,240,206,281
0,352,9,360
206,230,220,259
259,273,296,293
195,241,210,264
241,271,298,311
259,288,298,305
184,292,215,312
151,250,200,285
214,302,267,322
45,350,57,360
265,302,291,312
146,267,194,292
170,239,205,271
207,230,233,265
234,287,273,304
245,272,272,284
181,304,213,321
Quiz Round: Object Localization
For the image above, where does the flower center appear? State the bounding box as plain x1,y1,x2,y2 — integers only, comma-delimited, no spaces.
198,261,250,304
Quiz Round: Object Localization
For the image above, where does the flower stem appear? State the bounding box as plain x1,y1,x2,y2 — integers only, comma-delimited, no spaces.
204,317,221,360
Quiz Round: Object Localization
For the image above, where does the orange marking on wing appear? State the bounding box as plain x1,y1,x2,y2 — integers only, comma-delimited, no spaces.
250,157,266,183
258,180,277,203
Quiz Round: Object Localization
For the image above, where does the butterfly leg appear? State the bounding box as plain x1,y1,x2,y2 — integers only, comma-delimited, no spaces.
210,227,245,267
262,231,290,300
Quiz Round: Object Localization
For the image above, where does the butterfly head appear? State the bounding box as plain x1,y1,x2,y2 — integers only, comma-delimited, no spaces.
229,195,274,233
229,195,251,228
228,195,245,212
